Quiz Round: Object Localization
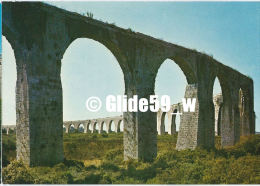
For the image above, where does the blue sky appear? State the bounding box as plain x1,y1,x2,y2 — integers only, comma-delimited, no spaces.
2,2,259,132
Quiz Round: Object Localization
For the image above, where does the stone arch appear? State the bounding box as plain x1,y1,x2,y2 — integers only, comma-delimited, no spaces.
2,2,255,165
93,122,99,133
2,36,17,135
169,57,197,84
61,37,125,133
118,120,124,132
155,57,194,136
212,71,240,147
63,125,66,133
100,121,107,133
65,30,128,74
211,75,226,140
68,124,75,133
212,76,224,136
87,122,92,133
77,123,85,133
170,109,178,135
108,120,116,132
154,57,196,98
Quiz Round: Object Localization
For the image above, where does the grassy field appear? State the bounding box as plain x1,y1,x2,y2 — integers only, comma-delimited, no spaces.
2,132,260,184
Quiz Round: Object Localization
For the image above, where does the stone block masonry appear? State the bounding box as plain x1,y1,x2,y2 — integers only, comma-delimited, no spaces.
2,2,255,166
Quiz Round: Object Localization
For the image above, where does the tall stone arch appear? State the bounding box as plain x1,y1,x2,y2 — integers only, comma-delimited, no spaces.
2,2,254,166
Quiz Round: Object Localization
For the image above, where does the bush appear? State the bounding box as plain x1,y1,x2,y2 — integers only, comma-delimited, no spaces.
2,160,35,184
104,149,123,162
2,133,260,184
101,133,108,138
84,173,101,184
100,162,120,171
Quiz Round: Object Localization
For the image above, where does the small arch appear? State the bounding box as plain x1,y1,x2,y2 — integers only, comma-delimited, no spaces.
101,121,107,133
69,124,75,133
212,76,224,136
93,122,99,133
78,123,85,133
119,120,124,132
61,38,125,123
87,122,92,133
109,120,116,132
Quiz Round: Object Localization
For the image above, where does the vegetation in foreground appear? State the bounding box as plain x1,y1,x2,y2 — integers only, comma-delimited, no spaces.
2,132,260,184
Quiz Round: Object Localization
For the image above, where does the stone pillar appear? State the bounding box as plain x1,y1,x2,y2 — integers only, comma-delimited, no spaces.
239,87,254,136
105,121,110,133
177,82,216,150
98,123,102,134
100,121,104,133
176,84,200,150
168,112,176,135
221,88,240,146
91,122,96,133
157,110,165,135
83,125,87,133
6,128,9,135
65,127,69,133
213,94,223,136
14,48,64,166
123,72,157,162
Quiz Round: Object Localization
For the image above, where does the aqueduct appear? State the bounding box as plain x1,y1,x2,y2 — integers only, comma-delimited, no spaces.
2,2,255,166
0,94,228,135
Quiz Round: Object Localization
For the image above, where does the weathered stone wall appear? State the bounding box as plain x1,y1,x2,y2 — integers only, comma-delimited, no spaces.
2,2,255,166
176,84,199,150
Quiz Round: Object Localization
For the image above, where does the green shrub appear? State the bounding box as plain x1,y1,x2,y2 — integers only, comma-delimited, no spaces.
101,133,108,138
2,133,259,184
104,149,123,162
84,173,102,184
100,161,120,171
2,160,35,184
